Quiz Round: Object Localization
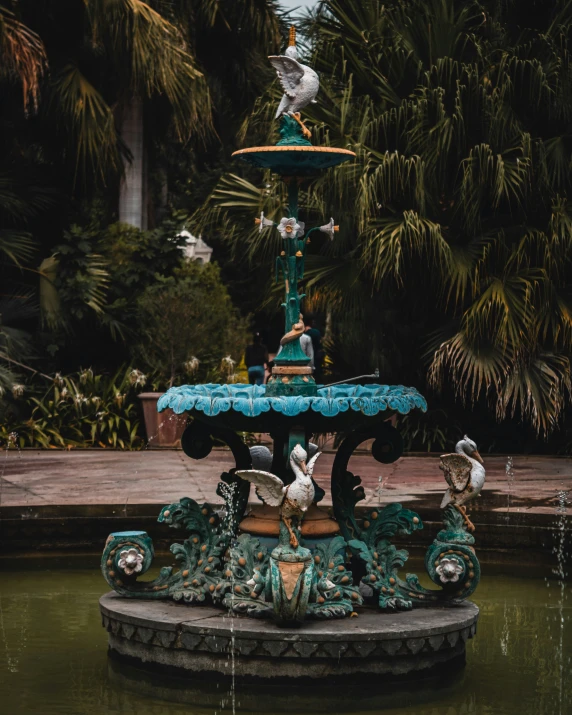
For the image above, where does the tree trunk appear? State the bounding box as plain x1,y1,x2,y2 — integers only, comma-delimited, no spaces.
119,97,147,230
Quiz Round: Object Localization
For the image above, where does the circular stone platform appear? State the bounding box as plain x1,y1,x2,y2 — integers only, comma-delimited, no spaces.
100,593,479,682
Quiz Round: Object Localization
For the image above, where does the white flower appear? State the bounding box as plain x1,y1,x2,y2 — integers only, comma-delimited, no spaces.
79,368,93,384
436,557,464,583
118,548,144,576
220,356,236,383
128,369,146,386
184,357,200,374
11,384,25,398
54,372,64,387
319,217,339,241
277,217,303,239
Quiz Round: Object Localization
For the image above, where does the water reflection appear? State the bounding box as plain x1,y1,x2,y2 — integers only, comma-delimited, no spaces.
0,564,569,714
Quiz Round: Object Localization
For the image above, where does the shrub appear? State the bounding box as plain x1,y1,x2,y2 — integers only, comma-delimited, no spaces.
133,262,248,388
0,366,146,449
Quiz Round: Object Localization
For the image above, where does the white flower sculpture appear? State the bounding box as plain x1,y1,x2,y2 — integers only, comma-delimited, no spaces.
436,557,464,583
118,548,144,576
277,217,304,239
255,211,274,232
319,217,339,241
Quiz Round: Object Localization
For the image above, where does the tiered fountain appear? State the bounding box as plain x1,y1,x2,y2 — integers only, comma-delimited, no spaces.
100,28,480,683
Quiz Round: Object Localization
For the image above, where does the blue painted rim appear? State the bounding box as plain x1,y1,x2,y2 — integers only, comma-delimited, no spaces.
157,383,427,419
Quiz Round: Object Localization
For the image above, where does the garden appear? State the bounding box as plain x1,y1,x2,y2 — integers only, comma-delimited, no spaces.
1,2,572,715
2,0,572,453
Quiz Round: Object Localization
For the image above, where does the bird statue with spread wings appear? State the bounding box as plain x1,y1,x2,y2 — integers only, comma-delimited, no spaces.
439,436,486,532
268,26,319,139
236,443,320,549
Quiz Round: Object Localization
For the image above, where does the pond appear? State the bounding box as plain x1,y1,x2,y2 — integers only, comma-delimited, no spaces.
0,557,570,714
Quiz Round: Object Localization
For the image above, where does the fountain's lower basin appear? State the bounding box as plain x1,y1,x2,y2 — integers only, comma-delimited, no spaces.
100,593,478,682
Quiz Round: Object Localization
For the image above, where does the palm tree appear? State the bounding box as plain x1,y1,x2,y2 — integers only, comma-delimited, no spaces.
197,0,572,439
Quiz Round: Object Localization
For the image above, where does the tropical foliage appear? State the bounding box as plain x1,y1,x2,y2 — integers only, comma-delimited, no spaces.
0,1,282,442
197,0,572,444
1,366,147,449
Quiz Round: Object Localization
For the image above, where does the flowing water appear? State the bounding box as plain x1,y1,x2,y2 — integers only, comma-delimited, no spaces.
0,557,570,715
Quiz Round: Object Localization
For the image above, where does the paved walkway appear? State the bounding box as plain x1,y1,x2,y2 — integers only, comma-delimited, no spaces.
1,448,571,518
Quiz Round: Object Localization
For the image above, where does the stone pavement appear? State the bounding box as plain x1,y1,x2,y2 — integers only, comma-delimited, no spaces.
1,447,571,517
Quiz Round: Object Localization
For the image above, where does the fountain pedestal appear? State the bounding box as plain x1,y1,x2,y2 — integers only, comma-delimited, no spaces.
100,593,478,681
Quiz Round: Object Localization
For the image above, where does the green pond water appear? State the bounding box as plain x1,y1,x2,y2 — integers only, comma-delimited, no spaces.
0,558,570,715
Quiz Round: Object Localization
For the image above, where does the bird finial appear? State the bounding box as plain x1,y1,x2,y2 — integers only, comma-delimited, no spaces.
289,25,296,47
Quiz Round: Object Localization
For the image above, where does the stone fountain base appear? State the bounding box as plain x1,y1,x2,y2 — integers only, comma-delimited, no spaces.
100,593,478,682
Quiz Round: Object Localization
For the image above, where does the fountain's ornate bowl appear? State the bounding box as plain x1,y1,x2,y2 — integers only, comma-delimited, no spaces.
157,383,427,433
232,145,356,176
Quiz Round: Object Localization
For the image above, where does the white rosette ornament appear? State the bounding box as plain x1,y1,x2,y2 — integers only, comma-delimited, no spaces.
435,557,464,584
118,547,144,576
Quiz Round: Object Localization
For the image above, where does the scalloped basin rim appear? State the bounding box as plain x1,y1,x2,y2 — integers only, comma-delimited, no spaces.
157,383,427,420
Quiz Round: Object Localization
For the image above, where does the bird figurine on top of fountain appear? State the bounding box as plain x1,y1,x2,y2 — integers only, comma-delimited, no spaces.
269,25,319,141
439,436,486,532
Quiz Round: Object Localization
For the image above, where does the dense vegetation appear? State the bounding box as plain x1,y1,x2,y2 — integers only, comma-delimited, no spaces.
2,0,572,453
0,1,282,446
198,0,572,452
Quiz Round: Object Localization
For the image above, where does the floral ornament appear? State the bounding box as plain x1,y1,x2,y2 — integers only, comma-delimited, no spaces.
254,212,274,232
436,557,464,583
277,217,304,239
319,217,339,241
118,548,144,576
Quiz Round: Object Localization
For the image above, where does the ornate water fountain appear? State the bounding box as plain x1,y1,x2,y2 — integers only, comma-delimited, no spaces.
100,28,481,682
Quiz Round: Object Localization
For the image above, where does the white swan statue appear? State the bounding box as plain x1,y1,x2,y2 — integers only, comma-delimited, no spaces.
237,443,320,548
268,26,319,138
439,436,486,532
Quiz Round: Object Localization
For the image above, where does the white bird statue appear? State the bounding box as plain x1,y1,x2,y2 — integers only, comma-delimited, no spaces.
237,443,320,548
269,26,319,139
439,436,486,532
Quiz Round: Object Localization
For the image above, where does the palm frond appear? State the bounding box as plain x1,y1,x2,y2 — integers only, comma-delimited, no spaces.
0,7,46,110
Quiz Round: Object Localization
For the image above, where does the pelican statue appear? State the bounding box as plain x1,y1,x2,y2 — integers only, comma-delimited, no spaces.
439,436,486,532
237,444,320,548
269,26,319,139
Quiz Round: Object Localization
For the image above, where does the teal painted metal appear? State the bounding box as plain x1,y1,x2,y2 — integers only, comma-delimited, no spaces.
270,543,314,624
233,117,354,176
100,424,480,619
277,114,313,147
157,383,427,419
98,40,479,632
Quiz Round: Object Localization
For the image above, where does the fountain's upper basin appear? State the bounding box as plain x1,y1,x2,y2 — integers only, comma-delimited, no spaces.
157,383,427,433
232,145,356,176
